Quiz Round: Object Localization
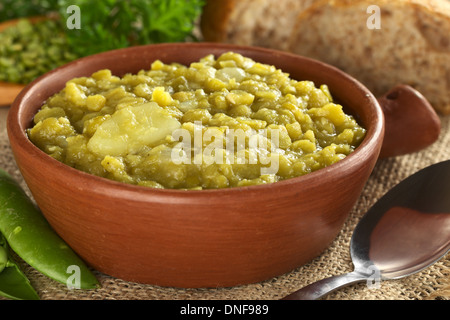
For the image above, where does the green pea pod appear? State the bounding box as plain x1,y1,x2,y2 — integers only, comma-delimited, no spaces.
0,169,99,290
0,241,6,273
0,234,40,300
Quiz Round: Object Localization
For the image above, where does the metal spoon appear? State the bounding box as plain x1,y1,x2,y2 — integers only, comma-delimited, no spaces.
282,160,450,300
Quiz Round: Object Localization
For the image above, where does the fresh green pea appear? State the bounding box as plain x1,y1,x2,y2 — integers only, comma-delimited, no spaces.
0,169,99,290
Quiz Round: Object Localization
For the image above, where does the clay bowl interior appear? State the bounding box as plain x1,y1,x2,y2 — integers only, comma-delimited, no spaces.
7,43,384,288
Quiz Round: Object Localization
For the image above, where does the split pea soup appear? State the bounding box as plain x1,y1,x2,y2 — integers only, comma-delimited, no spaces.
28,52,366,189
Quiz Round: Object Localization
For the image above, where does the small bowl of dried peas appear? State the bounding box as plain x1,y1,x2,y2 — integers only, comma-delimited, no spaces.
0,16,79,105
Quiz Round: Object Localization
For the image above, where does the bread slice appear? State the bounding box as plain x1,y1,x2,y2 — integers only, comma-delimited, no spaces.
200,0,450,115
288,0,450,114
200,0,320,51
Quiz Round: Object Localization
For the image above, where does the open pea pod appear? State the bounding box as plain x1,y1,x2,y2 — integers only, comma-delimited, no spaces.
0,169,99,292
0,234,40,300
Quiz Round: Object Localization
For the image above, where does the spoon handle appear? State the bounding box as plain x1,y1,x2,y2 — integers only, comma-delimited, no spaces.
281,271,368,300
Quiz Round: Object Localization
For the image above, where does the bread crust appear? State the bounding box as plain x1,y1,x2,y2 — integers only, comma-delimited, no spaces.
200,0,319,50
200,0,237,42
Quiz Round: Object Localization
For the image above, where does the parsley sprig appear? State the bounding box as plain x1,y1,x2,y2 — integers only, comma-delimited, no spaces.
58,0,205,57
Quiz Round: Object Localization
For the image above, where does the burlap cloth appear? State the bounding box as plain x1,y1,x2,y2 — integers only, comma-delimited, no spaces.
0,107,449,300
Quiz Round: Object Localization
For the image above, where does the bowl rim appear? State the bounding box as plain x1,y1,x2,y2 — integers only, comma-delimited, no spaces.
7,42,384,198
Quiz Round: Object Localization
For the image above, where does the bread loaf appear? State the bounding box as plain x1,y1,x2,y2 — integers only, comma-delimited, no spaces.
200,0,450,115
200,0,320,51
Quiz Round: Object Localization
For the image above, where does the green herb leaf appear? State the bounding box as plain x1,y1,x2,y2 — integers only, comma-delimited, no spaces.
58,0,205,57
0,0,59,21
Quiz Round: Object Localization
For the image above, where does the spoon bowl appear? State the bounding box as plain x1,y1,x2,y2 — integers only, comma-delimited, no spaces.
282,160,450,300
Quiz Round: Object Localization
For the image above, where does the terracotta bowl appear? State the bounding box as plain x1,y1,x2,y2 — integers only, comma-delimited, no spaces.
7,43,440,288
